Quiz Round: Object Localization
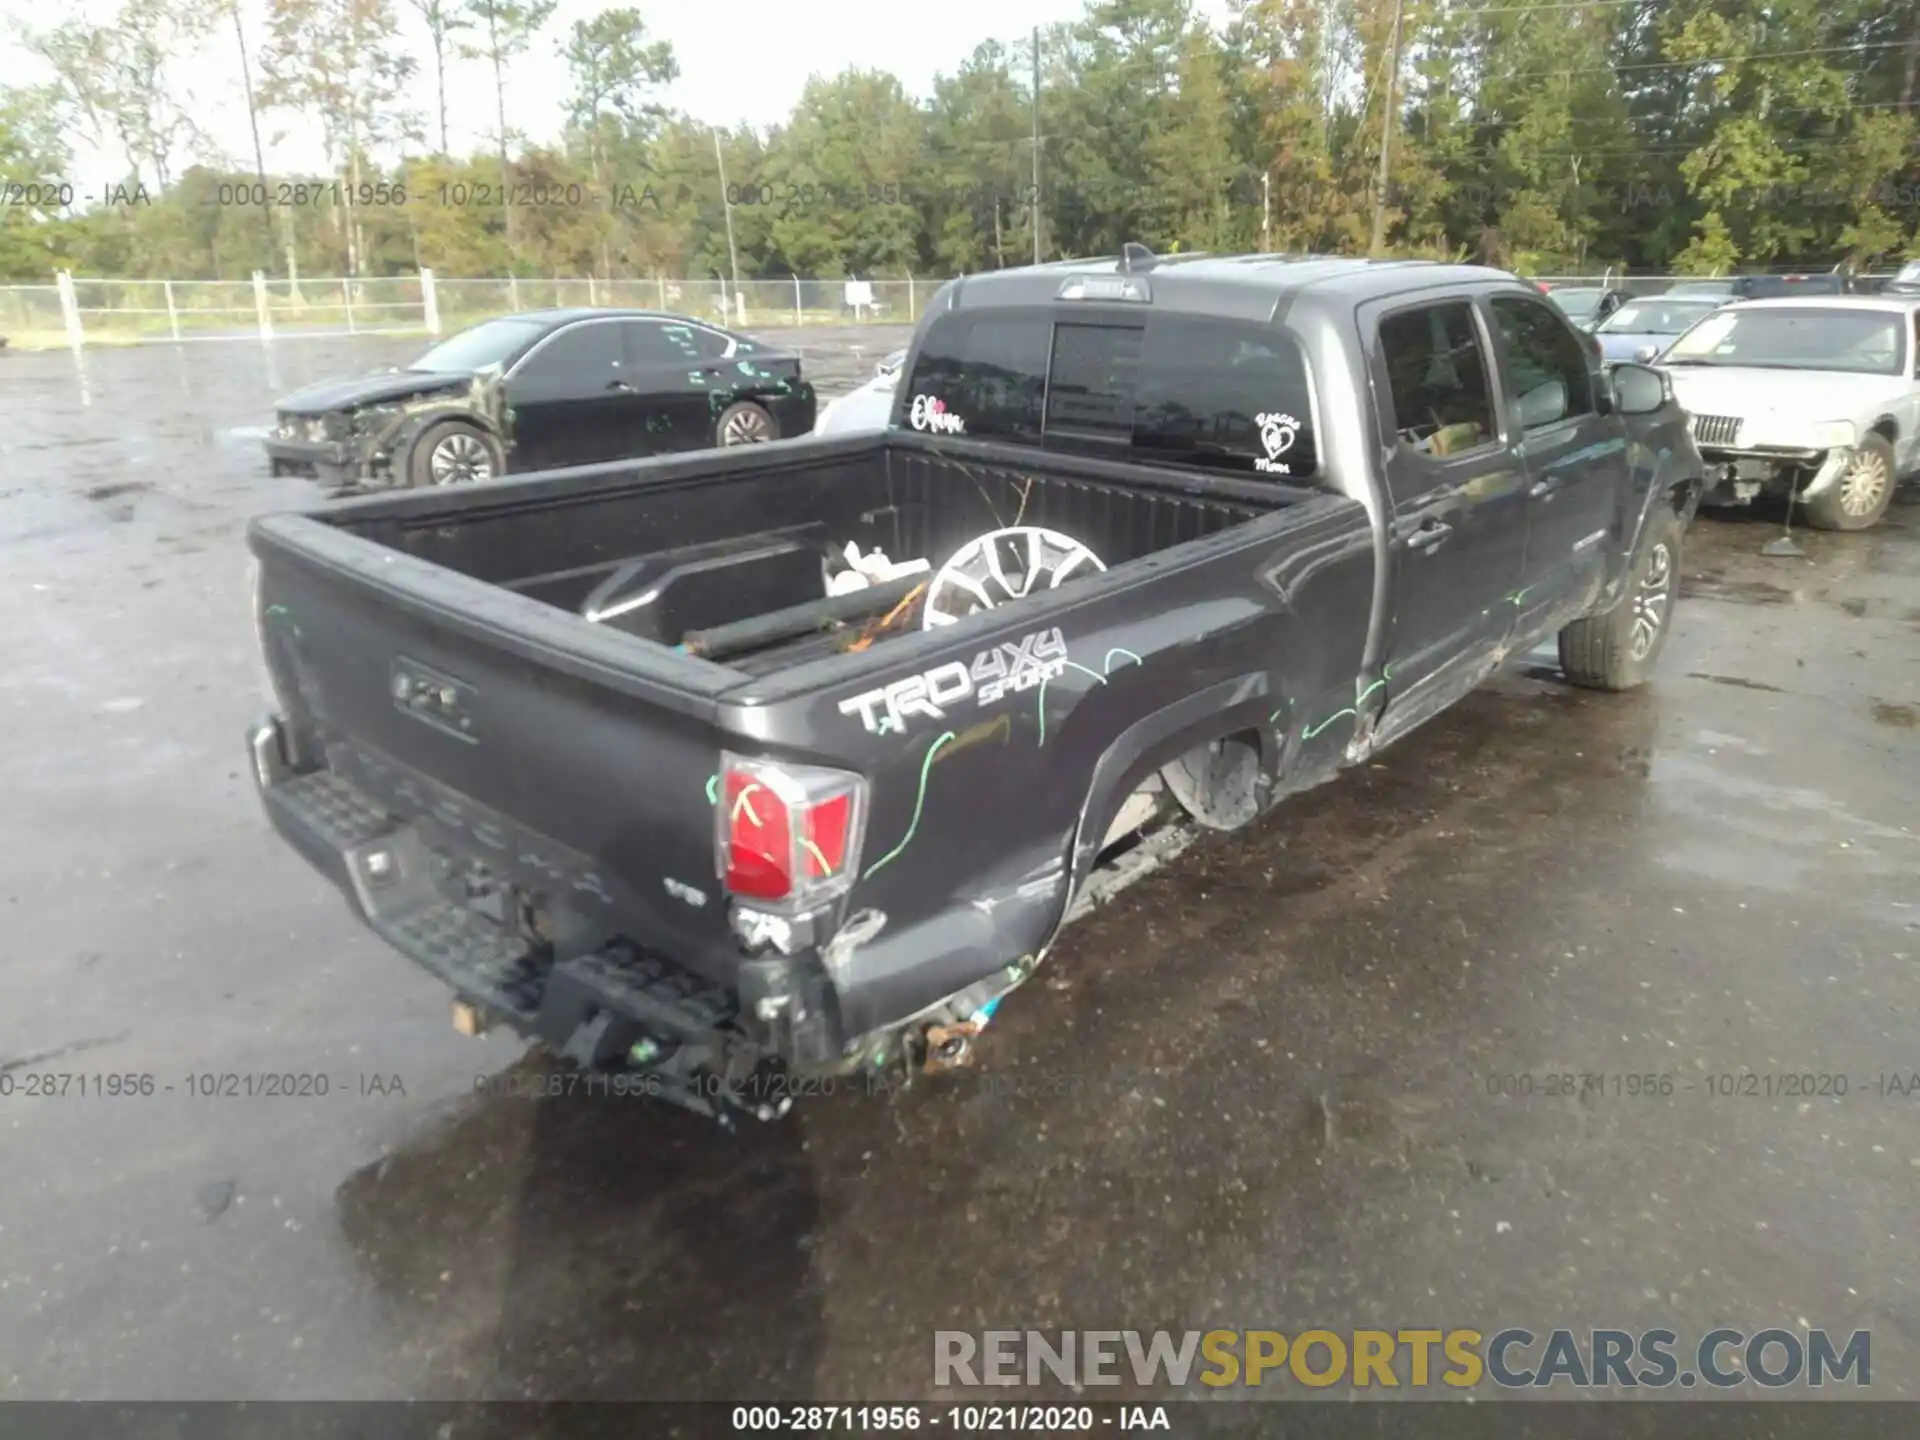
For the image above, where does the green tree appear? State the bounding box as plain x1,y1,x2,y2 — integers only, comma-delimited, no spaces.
259,0,418,275
459,0,558,260
404,0,470,156
24,0,216,190
0,84,72,280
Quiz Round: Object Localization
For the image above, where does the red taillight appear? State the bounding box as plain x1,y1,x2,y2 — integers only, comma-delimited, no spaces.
717,755,866,909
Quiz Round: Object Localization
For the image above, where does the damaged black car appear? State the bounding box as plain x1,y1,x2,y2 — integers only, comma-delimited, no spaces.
263,309,816,493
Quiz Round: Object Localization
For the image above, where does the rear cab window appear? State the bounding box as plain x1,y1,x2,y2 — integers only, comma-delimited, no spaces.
901,308,1320,482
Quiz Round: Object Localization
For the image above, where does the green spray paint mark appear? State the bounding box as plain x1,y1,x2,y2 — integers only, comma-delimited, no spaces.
1298,666,1393,743
1302,708,1357,740
1035,660,1110,747
1035,650,1145,747
863,730,956,879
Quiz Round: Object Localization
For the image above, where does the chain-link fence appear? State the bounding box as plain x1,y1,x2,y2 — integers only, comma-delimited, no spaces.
0,284,64,343
0,266,1903,350
0,270,936,349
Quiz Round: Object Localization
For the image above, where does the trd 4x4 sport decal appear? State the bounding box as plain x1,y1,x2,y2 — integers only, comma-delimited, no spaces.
838,628,1068,736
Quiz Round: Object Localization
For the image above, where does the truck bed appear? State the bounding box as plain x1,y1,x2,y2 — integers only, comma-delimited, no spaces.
314,434,1279,670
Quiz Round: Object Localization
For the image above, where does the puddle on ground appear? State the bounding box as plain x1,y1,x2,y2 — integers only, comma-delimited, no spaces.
84,482,151,502
1687,673,1786,693
1680,571,1793,605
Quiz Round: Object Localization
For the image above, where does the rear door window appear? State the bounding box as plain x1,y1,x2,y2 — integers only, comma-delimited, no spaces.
1377,301,1498,456
901,309,1319,479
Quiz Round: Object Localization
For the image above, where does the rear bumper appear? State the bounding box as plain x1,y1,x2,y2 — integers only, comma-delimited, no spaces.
248,716,811,1114
764,387,818,438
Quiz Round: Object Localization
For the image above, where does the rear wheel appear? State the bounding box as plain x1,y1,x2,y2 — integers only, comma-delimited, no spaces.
715,401,777,447
1803,433,1896,531
1558,503,1681,691
407,419,501,488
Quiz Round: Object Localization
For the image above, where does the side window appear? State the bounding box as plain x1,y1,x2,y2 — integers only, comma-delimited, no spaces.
519,323,619,386
901,312,1052,441
1911,311,1919,375
1488,296,1594,430
1377,301,1497,458
642,321,729,364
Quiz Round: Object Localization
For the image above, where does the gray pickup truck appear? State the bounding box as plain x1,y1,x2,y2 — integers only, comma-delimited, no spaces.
247,247,1704,1122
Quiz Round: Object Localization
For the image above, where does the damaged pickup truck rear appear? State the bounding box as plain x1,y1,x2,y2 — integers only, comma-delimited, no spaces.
247,250,1703,1122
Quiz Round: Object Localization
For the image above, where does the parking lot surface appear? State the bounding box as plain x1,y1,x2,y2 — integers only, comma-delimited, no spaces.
0,335,1915,1401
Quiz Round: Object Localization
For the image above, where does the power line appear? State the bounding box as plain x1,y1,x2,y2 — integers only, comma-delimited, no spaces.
1494,40,1911,82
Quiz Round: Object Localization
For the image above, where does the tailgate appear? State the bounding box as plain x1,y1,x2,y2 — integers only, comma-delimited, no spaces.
249,512,750,989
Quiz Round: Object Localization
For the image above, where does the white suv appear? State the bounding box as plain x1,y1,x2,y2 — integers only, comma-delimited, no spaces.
1659,296,1920,530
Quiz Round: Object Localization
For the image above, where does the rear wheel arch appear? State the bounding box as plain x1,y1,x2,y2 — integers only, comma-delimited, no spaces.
1064,675,1278,892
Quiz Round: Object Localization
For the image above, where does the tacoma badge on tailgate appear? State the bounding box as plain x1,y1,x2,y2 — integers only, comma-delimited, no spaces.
391,656,477,742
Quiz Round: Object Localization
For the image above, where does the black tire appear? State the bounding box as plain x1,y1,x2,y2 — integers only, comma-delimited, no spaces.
715,400,777,447
407,419,502,488
1803,432,1896,531
1558,503,1682,692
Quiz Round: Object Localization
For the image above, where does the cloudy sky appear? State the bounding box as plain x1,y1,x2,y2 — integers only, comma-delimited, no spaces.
1,0,1234,191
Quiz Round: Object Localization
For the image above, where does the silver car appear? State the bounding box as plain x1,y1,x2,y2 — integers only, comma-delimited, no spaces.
813,349,907,434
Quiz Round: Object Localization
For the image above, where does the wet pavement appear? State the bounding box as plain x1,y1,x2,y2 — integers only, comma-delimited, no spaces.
0,336,1916,1404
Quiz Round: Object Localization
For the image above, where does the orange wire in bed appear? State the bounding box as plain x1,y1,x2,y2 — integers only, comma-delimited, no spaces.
845,581,929,652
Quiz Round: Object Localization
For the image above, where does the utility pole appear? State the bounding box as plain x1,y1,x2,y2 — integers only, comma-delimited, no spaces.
231,0,279,279
1030,26,1043,265
1369,0,1405,256
1262,172,1271,252
713,129,742,315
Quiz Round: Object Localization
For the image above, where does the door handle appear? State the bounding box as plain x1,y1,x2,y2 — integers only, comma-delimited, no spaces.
1528,480,1553,499
1406,521,1453,552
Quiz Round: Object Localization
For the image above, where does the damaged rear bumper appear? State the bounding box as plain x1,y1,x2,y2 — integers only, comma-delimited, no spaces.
247,714,1064,1116
248,715,819,1122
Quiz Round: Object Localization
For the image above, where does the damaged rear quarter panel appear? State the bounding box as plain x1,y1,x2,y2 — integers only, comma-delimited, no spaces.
721,494,1375,1039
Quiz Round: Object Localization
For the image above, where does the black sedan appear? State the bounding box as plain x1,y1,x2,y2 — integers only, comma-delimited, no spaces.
264,309,816,491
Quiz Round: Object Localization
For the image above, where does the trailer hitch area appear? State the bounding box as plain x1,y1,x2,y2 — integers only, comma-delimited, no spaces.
922,1020,985,1074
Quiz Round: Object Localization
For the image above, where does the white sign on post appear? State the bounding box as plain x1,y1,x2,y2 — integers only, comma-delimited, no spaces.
844,280,874,316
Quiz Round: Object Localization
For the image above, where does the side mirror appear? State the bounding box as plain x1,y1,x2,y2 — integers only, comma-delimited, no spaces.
1633,344,1659,364
1515,378,1568,429
1612,362,1667,415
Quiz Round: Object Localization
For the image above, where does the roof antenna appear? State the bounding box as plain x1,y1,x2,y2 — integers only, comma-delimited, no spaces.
1118,242,1157,274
